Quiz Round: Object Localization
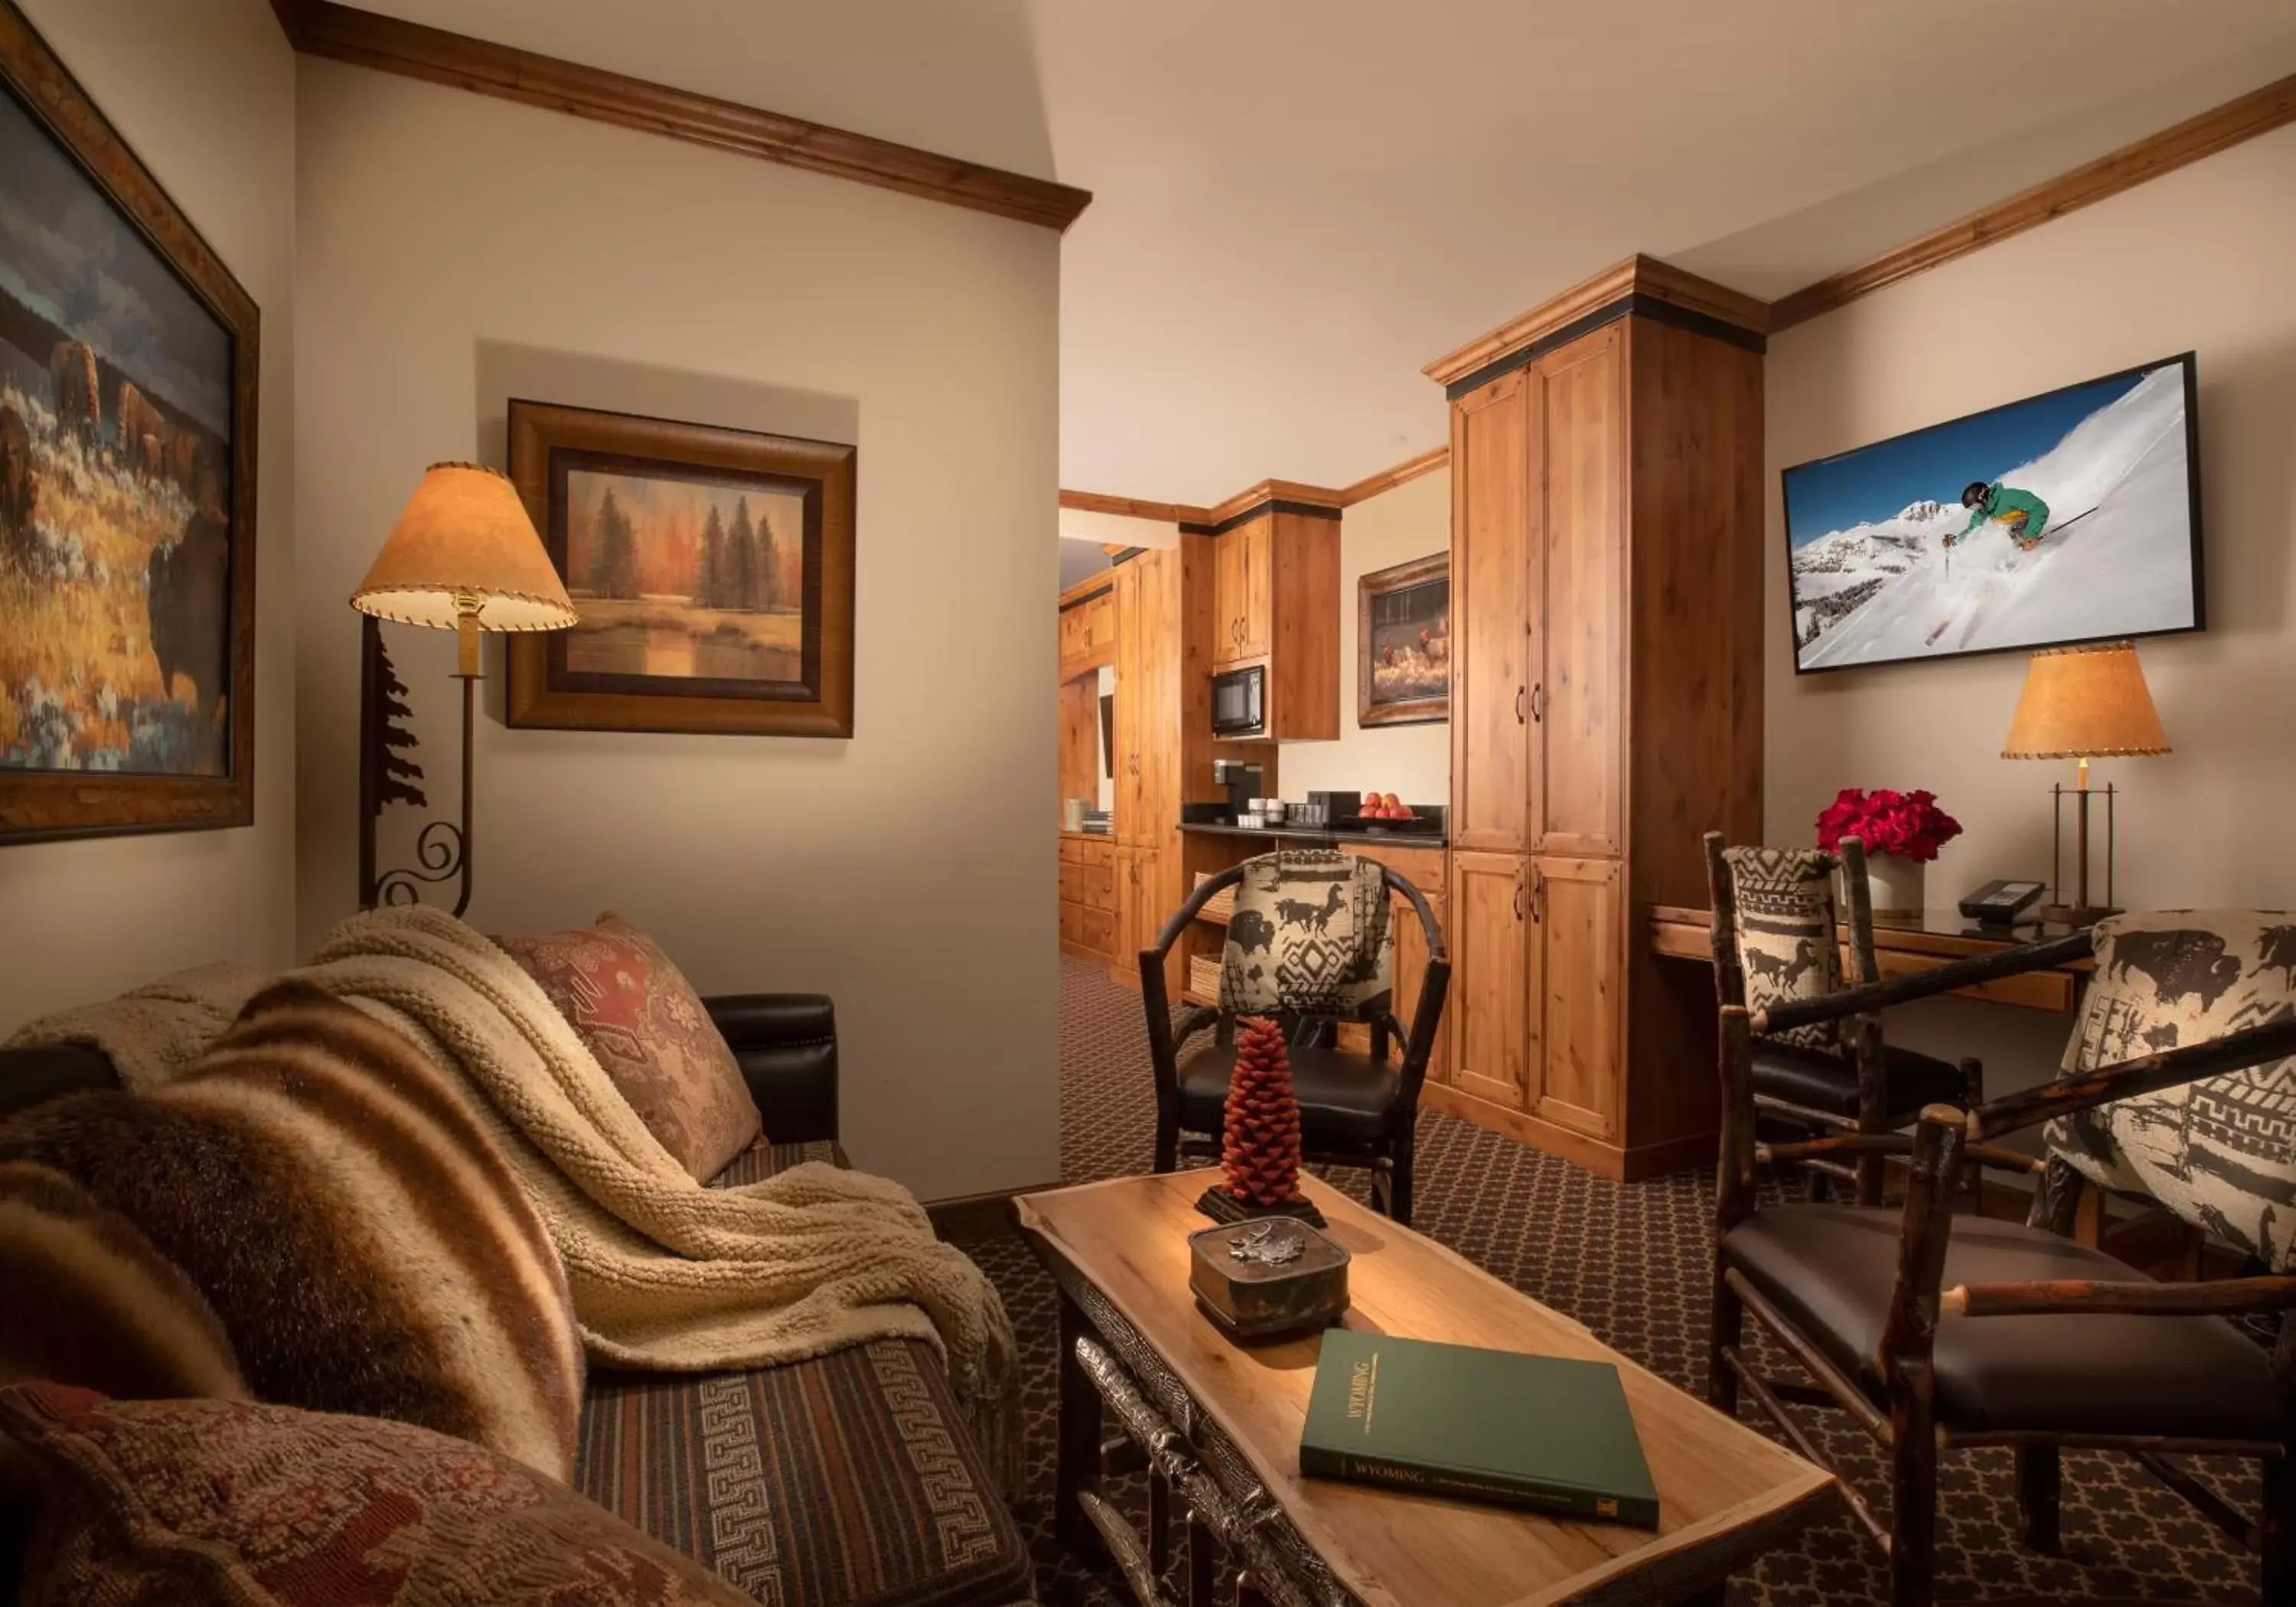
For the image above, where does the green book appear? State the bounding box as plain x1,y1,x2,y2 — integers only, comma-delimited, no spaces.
1299,1329,1659,1528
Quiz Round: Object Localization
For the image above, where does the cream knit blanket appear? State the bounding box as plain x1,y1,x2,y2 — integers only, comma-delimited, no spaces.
8,908,1019,1485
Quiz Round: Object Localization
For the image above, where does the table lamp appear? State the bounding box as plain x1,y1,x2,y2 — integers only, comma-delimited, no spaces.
351,461,576,914
2000,640,2169,926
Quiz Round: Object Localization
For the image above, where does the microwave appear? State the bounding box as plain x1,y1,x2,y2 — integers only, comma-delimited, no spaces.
1210,664,1265,738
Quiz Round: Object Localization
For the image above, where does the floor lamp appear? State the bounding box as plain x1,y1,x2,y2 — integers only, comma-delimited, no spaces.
351,461,576,914
2001,640,2170,926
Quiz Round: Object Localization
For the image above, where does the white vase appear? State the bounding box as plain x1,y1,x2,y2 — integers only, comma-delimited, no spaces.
1865,854,1926,922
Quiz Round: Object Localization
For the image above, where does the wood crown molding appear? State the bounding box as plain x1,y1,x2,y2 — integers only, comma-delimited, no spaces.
1202,478,1347,528
1423,253,1769,387
1770,67,2296,330
1339,445,1448,505
1057,489,1212,525
1058,448,1447,538
268,0,1091,232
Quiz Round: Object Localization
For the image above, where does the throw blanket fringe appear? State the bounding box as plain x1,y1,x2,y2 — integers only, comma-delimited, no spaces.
8,908,1020,1488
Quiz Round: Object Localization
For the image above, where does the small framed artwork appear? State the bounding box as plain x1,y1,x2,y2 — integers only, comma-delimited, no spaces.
1357,553,1448,727
505,399,855,737
0,5,261,843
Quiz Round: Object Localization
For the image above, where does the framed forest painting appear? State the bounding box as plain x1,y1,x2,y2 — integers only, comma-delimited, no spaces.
1357,553,1448,727
0,4,260,842
504,399,856,737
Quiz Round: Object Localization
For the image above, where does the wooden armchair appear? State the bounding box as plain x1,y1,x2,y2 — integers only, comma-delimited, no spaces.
1703,831,1981,1204
1709,912,2296,1607
1138,849,1450,1225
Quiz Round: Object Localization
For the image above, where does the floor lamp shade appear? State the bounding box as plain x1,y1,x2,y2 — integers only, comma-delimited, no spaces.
351,461,576,637
351,461,575,918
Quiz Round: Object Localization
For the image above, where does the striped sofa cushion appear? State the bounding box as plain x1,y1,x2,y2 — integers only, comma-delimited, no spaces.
572,1136,1032,1607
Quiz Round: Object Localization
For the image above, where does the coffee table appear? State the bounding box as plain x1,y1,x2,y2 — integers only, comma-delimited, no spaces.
1015,1171,1832,1607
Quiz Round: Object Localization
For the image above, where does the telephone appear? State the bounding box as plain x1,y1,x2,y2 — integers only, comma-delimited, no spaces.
1957,879,2047,926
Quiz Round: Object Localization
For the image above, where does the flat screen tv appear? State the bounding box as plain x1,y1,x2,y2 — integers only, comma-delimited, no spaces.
1782,351,2204,673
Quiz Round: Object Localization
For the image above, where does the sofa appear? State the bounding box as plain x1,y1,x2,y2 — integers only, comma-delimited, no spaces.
0,993,1036,1607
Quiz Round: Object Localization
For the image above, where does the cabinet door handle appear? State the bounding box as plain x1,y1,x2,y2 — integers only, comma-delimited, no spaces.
1529,682,1544,723
1513,878,1525,921
1514,686,1527,725
1530,867,1544,924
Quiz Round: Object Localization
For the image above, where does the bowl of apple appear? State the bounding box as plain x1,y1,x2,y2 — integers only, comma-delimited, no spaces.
1355,794,1434,833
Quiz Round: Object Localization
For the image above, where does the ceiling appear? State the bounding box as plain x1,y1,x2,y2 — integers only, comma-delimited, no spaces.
356,0,2296,507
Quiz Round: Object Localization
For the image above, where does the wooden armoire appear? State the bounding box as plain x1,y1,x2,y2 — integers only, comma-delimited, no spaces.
1424,256,1767,1181
1106,539,1280,998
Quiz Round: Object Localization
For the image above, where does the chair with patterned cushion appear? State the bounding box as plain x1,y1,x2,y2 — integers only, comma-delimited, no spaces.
1707,911,2296,1607
1137,849,1450,1226
1704,831,1981,1204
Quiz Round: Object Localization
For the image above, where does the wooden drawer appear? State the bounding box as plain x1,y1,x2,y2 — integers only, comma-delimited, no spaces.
1349,841,1447,898
1060,899,1115,958
1061,860,1115,910
1059,833,1113,869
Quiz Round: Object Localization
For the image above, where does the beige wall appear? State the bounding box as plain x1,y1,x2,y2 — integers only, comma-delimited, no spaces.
293,61,1061,1200
0,0,297,1034
1279,468,1452,807
1765,122,2296,1090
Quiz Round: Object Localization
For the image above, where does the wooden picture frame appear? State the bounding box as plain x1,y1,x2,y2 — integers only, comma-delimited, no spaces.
0,2,261,843
504,399,855,737
1357,553,1448,728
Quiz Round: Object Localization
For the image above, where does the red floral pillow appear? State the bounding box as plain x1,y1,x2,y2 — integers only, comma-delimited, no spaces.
0,1382,753,1605
494,915,762,1182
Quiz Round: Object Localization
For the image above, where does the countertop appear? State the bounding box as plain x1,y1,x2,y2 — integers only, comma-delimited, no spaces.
1177,820,1448,849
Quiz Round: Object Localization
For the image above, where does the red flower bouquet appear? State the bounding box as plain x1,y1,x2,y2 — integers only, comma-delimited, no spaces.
1815,787,1963,864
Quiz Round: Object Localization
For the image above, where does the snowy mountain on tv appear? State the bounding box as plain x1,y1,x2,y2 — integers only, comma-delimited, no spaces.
1791,367,2197,669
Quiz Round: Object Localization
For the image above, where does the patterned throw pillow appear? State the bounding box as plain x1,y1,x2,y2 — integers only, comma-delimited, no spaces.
0,1383,754,1605
1221,851,1391,1019
494,915,762,1182
1720,846,1844,1053
2045,911,2296,1272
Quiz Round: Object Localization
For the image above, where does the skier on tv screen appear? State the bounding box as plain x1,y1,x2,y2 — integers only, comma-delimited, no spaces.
1947,480,2051,551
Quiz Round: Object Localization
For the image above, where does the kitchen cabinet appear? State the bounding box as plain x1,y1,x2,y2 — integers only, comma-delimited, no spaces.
1058,580,1117,680
1204,497,1339,740
1212,520,1272,667
1333,842,1450,1083
1113,843,1164,984
1427,260,1766,1181
1059,833,1117,962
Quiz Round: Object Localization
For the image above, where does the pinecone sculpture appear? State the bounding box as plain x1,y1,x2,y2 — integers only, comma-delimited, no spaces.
1221,1016,1303,1208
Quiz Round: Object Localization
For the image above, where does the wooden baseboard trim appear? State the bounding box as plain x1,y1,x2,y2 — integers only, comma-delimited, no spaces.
925,1183,1053,1245
269,0,1091,232
1421,1084,1715,1182
1771,67,2296,329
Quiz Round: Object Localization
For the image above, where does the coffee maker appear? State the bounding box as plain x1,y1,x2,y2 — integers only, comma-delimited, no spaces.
1213,758,1263,823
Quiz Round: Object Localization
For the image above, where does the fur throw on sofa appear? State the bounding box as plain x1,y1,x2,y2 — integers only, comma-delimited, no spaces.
0,983,585,1481
11,908,1021,1488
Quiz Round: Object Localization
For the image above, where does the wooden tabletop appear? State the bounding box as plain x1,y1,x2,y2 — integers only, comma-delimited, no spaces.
1646,904,2091,1013
1014,1171,1833,1607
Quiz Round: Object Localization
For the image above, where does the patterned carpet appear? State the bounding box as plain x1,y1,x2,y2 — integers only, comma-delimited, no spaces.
967,957,2262,1605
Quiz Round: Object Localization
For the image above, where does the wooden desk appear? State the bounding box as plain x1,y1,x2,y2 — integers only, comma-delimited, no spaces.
1647,905,2092,1014
1017,1170,1831,1606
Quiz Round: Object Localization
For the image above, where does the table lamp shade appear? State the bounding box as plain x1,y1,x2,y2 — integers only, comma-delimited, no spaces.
351,461,577,633
2001,641,2170,761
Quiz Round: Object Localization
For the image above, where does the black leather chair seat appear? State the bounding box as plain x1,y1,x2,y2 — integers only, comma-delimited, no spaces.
1176,1039,1400,1147
1750,1038,1965,1120
1724,1204,2284,1442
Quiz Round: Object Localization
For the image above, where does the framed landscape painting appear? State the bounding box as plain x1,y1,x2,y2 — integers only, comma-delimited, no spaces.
505,399,855,737
1358,553,1448,727
1783,351,2204,673
0,5,260,842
